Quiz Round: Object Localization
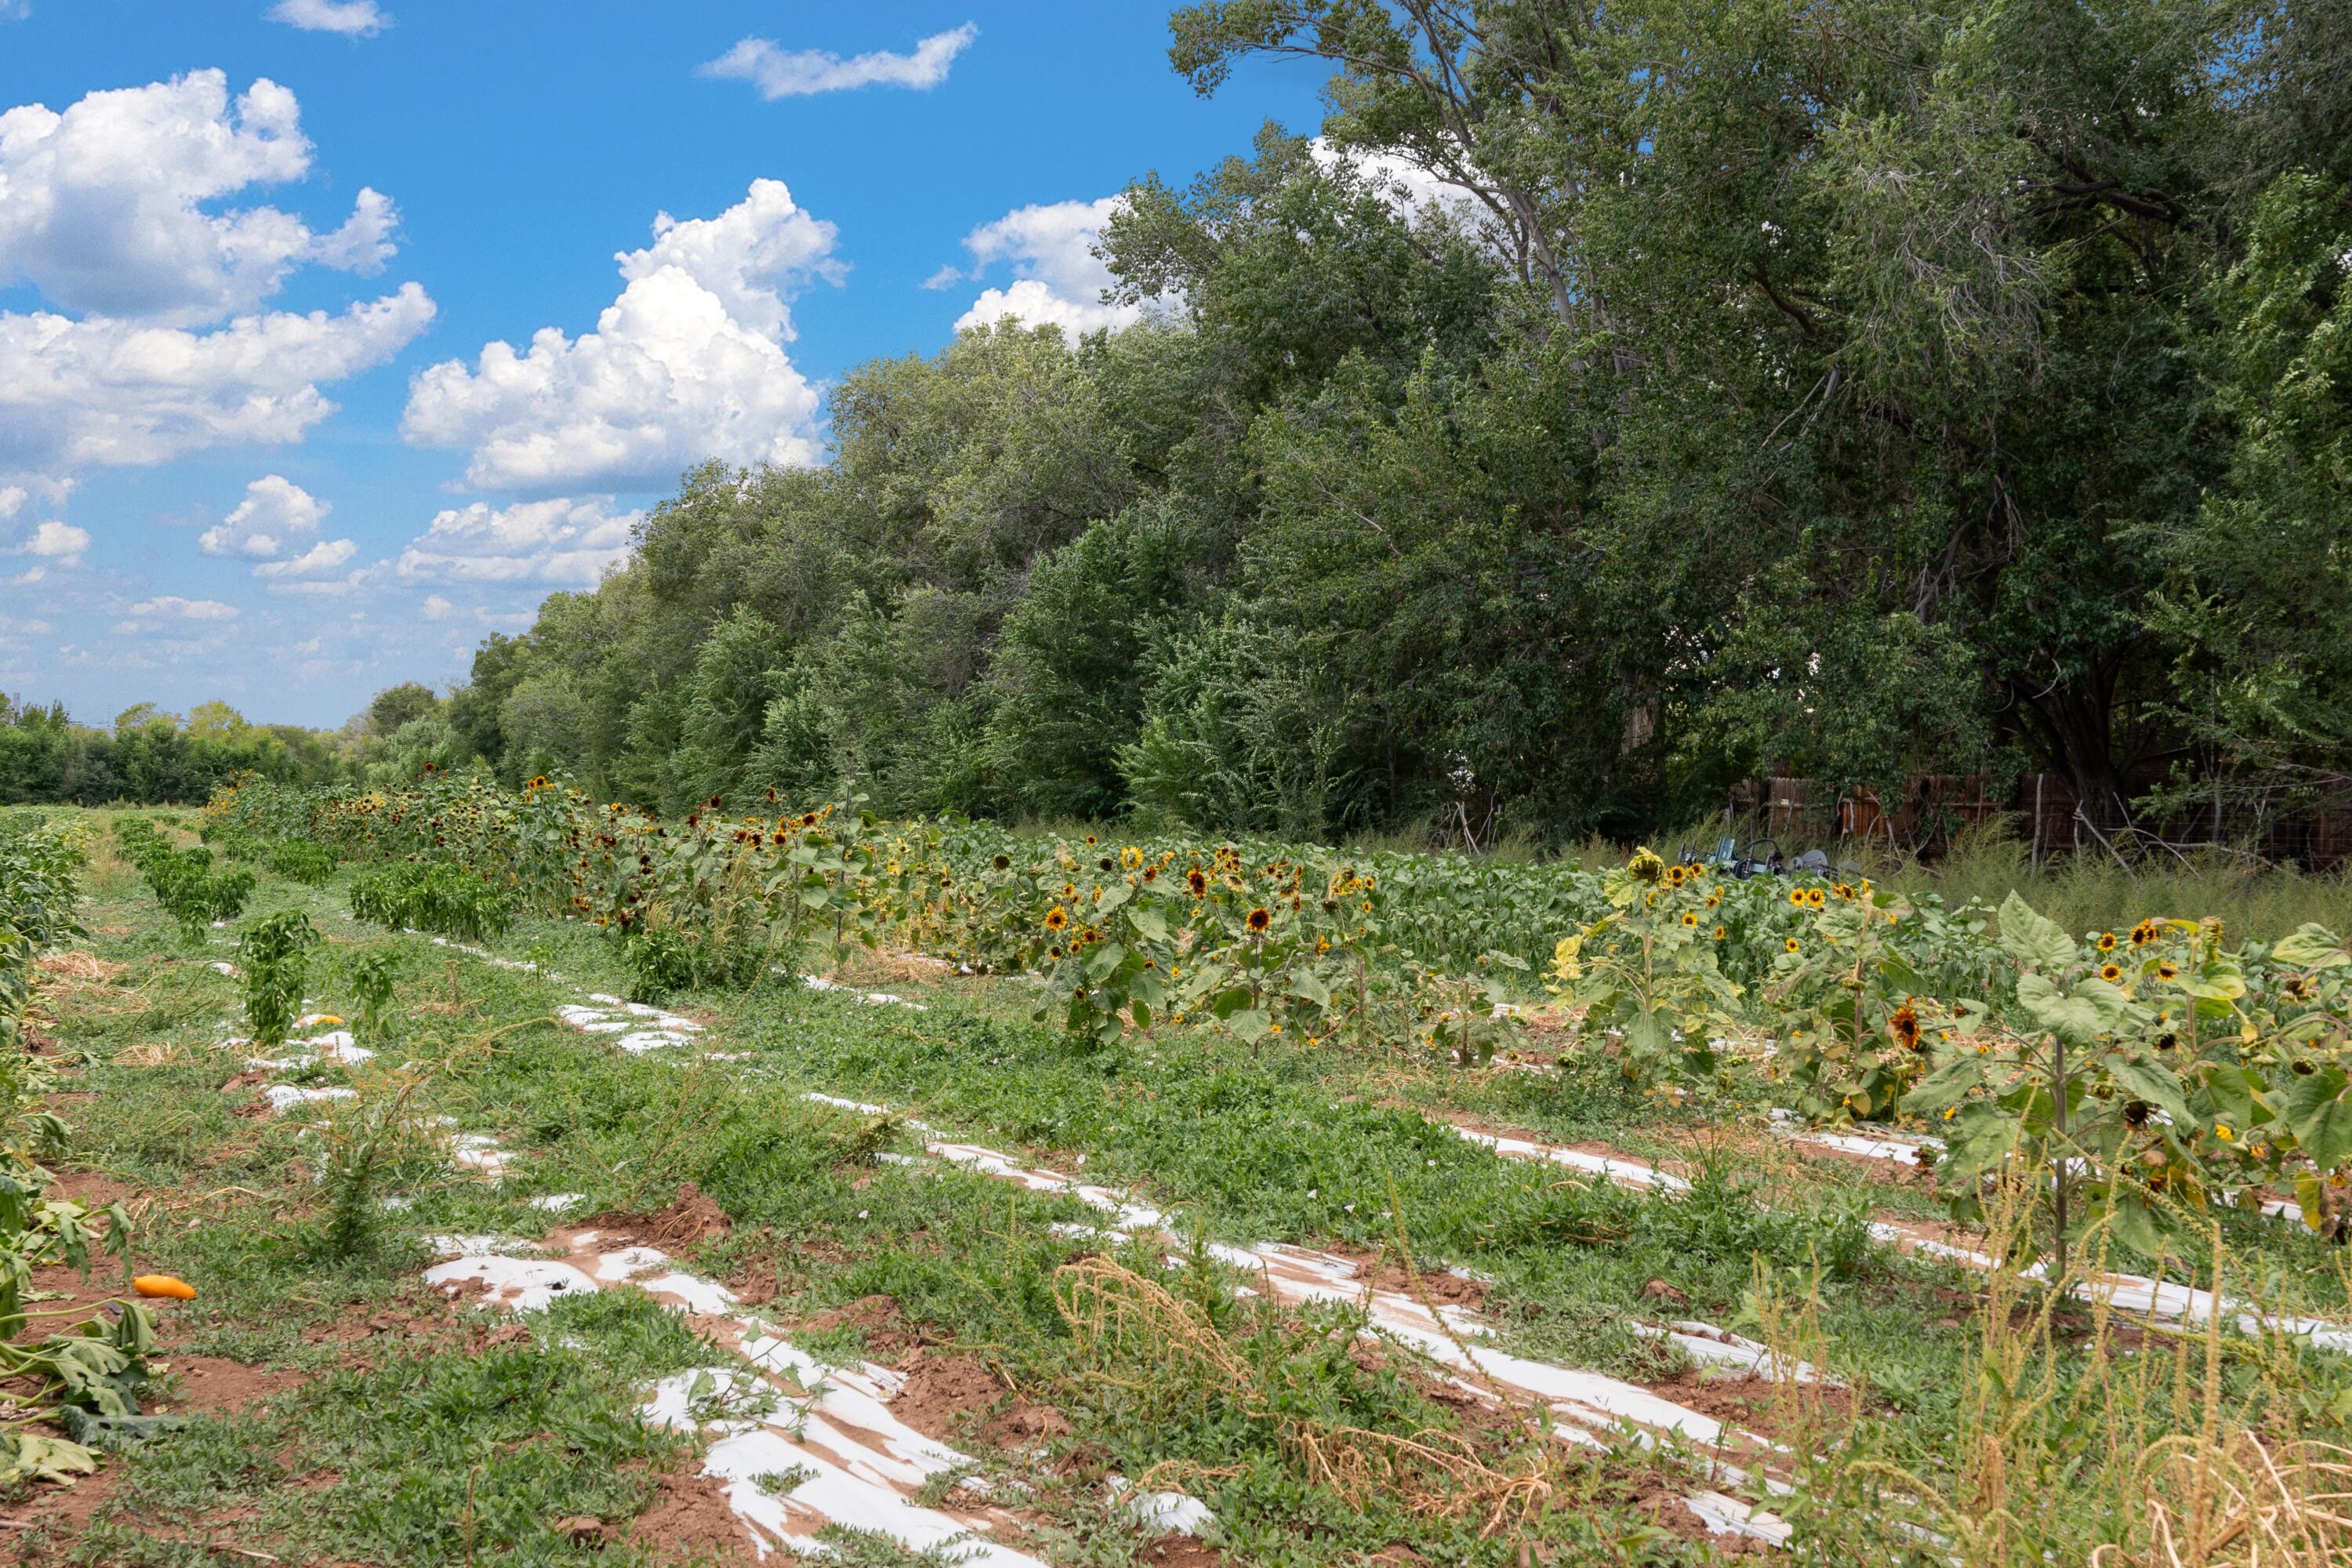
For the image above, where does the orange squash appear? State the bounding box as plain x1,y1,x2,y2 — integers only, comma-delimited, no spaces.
132,1275,196,1301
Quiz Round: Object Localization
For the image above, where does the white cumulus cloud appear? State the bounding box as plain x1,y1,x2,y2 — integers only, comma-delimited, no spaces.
0,74,431,492
616,179,843,340
0,285,436,473
252,535,357,579
401,180,834,492
954,197,1142,338
200,474,328,557
700,24,975,99
267,0,387,34
394,497,641,586
129,594,239,620
12,519,90,564
0,71,401,323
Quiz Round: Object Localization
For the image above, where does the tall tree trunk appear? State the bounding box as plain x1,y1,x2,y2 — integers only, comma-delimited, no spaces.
2022,668,2131,832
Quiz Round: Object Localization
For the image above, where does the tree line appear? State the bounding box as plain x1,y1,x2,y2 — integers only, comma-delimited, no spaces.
314,3,2352,845
0,699,350,807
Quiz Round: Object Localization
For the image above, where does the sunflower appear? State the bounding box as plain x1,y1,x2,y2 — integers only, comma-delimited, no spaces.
1186,868,1209,898
1246,907,1272,934
1044,906,1069,932
1832,882,1854,900
1664,864,1687,888
1806,886,1827,909
1784,937,1801,953
1627,848,1665,884
1788,887,1806,908
2097,932,2117,953
1675,910,1696,927
1121,845,1144,869
1142,865,1159,883
1705,891,1722,907
2130,920,2158,946
2155,960,2179,982
1889,1004,1921,1051
1712,925,1727,940
992,853,1012,871
2099,963,2123,983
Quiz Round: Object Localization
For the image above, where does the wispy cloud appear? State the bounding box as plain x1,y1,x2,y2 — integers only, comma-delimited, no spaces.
700,24,975,100
266,0,388,36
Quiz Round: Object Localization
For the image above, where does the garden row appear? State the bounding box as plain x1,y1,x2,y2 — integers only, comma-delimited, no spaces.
0,810,158,1488
208,777,2352,1265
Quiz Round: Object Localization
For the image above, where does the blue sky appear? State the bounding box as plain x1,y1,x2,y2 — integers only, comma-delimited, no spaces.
0,2,1327,728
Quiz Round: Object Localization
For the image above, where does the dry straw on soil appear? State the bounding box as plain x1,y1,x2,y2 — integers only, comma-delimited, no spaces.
1051,1255,1563,1537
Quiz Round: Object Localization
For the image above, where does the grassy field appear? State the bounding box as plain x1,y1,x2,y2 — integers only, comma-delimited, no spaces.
7,808,2350,1566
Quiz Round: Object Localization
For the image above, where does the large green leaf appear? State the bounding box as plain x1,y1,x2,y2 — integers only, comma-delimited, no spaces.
2271,924,2349,970
1997,892,2078,971
2283,1067,2352,1171
2014,972,2107,1044
2107,1054,2195,1131
2107,1187,2172,1260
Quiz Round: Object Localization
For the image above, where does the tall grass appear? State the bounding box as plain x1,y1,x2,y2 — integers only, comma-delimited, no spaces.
1867,828,2352,942
1780,1192,2352,1566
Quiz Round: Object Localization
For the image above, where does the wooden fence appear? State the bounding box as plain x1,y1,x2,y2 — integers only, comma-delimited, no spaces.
1726,773,2352,868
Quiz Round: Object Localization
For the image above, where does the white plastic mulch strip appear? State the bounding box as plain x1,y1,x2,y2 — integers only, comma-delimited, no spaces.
1766,1109,2308,1225
425,1227,1065,1565
552,1000,704,1054
248,1029,375,1072
803,1094,1793,1545
1450,1127,1690,1193
1451,1121,2352,1356
800,975,929,1011
263,1083,355,1112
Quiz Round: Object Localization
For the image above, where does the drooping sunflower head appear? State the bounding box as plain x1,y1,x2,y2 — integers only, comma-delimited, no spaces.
1627,848,1665,884
992,853,1012,871
1044,906,1069,932
1246,907,1272,934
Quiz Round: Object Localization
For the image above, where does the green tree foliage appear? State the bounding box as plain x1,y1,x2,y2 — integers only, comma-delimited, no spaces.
380,2,2352,848
0,698,347,806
